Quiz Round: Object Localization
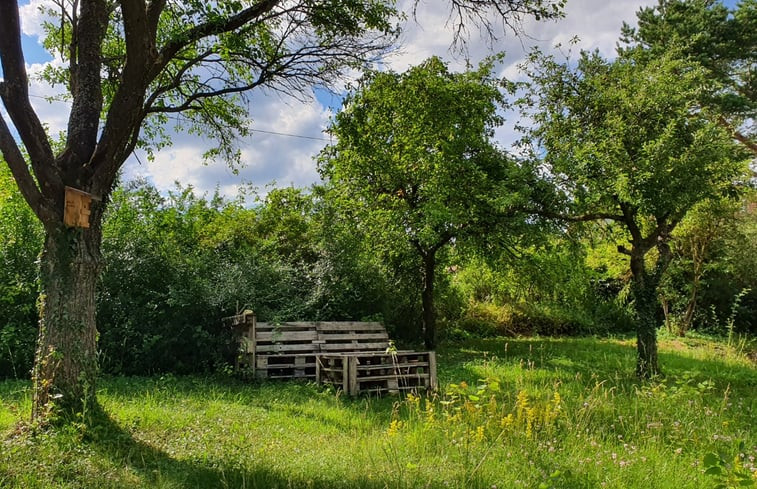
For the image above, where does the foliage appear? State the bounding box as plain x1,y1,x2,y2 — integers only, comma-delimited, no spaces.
1,0,566,418
662,196,757,336
0,165,42,379
319,56,532,347
619,0,757,156
0,0,402,418
98,182,241,374
519,45,749,376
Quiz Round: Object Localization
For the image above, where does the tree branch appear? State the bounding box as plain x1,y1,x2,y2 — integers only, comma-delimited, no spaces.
0,1,57,190
154,0,281,75
530,208,624,222
0,115,56,222
63,0,109,173
718,115,757,157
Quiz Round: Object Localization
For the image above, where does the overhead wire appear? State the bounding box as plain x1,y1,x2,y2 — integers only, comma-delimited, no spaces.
22,91,331,142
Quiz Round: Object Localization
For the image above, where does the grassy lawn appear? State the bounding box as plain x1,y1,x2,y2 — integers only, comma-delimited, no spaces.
1,335,755,488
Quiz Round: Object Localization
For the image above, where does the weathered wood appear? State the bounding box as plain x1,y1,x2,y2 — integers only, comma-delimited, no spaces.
315,322,387,331
428,351,438,390
256,331,318,341
256,343,321,353
319,342,390,351
225,313,436,389
348,356,358,395
316,351,436,395
315,332,389,341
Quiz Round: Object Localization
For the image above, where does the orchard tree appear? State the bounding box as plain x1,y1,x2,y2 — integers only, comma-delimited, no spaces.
319,56,531,349
0,0,564,420
519,49,748,377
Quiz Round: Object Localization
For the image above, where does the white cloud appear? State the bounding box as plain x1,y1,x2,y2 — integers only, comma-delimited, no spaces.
27,60,70,136
122,90,331,200
19,0,55,38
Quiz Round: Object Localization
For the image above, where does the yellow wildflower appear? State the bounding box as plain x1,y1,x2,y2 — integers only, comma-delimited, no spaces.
387,419,403,437
475,425,486,443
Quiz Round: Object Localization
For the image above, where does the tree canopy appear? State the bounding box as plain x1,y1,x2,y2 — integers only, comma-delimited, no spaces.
319,56,531,348
619,0,757,156
519,47,749,376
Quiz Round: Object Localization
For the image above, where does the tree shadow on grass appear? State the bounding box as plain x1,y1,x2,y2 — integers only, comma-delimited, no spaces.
97,374,393,433
81,402,392,489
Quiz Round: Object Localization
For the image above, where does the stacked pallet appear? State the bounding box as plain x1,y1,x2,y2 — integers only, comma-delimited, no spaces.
226,313,437,395
317,322,390,353
226,313,321,379
316,351,437,395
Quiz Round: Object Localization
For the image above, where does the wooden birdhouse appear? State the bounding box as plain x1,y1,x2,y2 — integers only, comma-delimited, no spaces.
64,186,98,228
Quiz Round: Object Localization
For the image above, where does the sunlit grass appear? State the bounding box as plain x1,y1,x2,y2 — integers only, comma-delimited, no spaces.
1,336,755,488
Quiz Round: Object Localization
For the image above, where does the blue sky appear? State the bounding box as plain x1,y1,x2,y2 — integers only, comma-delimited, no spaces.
7,0,744,198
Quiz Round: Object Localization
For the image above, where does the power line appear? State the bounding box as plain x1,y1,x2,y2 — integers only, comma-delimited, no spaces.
23,92,331,142
252,128,328,142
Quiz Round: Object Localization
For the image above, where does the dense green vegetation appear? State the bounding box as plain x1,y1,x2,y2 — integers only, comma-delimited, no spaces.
2,159,756,379
1,336,755,488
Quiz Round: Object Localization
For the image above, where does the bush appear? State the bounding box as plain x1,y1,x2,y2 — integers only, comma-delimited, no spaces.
0,166,43,379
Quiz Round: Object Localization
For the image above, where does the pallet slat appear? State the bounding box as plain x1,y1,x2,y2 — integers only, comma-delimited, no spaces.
315,322,387,331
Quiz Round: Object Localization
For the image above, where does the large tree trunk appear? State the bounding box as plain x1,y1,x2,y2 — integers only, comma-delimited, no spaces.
629,252,660,378
421,252,436,350
32,220,102,421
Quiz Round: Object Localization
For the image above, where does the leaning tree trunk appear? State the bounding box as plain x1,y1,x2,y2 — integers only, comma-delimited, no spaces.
32,219,102,421
421,252,436,350
629,253,660,379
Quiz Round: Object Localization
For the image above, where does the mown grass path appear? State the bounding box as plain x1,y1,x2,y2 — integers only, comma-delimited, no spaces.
1,336,755,488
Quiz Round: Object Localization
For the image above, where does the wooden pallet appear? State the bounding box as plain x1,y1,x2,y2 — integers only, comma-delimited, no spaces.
315,322,390,353
316,351,437,395
226,313,437,392
228,314,321,379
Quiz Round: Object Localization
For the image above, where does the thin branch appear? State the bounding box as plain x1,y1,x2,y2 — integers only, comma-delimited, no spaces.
718,115,757,157
530,208,624,222
154,0,282,75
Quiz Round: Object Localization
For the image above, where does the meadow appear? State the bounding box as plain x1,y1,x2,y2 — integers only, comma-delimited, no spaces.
1,334,755,489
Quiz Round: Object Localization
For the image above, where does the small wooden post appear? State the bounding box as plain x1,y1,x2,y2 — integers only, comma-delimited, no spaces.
315,356,322,385
250,312,257,378
428,351,438,390
64,186,98,228
347,356,358,395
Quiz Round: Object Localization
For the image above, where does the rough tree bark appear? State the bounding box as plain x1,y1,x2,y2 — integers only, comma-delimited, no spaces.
421,251,437,350
629,252,660,378
33,219,103,418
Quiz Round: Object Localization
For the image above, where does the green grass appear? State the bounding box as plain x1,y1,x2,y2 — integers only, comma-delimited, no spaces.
1,335,755,488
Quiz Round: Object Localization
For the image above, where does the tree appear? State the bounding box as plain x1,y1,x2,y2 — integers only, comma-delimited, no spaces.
659,198,740,336
619,0,757,157
319,56,530,348
520,49,748,377
0,0,565,420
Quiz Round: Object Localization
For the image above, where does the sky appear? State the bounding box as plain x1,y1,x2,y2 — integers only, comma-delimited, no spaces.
8,0,739,200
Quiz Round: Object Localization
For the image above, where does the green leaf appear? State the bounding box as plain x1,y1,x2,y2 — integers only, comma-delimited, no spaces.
704,453,721,467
